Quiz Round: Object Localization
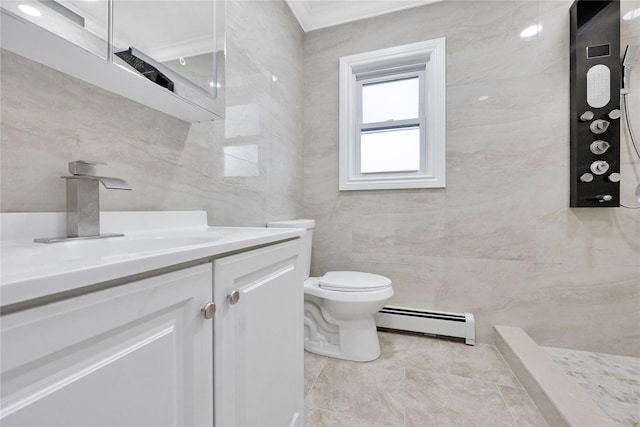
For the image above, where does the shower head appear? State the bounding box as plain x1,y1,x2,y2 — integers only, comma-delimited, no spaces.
623,45,638,67
622,45,638,94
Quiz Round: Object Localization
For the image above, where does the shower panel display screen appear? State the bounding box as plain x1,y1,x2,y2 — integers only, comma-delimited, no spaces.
587,44,611,59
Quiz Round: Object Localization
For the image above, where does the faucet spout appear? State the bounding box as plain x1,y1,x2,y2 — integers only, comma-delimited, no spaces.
71,175,132,190
97,176,132,190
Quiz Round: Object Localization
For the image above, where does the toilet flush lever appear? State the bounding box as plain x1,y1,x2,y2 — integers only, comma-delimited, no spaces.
228,290,240,305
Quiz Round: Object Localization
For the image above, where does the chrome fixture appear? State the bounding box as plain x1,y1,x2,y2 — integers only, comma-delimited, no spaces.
34,161,132,243
621,45,638,95
589,119,610,134
201,302,217,319
590,160,610,175
580,173,594,183
590,140,610,154
228,290,240,305
579,111,594,121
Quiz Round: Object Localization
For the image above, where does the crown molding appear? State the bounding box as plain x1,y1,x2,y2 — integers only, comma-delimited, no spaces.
286,0,441,32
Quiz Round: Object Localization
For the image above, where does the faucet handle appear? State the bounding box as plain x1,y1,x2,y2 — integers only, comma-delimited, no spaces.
69,160,106,176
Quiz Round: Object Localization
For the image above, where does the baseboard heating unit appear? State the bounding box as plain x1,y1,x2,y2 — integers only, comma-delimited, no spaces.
374,306,475,345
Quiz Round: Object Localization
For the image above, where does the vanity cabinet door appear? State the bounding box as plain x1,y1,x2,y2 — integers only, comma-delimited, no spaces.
214,240,303,427
0,263,214,427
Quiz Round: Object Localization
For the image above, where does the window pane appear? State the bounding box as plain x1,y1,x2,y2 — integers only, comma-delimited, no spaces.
360,127,420,173
362,77,419,124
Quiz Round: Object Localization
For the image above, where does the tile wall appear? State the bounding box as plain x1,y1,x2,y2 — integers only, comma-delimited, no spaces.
302,0,640,356
1,0,638,356
0,0,304,227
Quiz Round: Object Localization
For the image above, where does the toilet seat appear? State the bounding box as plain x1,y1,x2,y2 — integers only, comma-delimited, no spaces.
319,271,392,292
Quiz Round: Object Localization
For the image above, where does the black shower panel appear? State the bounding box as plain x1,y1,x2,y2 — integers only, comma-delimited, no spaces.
570,0,621,207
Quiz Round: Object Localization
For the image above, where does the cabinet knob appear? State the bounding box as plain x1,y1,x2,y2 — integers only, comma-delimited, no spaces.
228,290,241,305
201,302,216,319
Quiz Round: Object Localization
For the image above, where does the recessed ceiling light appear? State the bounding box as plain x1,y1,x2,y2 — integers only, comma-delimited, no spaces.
623,8,640,20
520,24,542,38
18,4,42,17
478,95,489,101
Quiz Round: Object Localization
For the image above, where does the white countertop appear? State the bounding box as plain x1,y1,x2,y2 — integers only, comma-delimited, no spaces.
1,211,304,308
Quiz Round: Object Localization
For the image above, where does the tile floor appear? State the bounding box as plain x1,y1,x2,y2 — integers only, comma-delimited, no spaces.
545,346,640,427
303,331,548,427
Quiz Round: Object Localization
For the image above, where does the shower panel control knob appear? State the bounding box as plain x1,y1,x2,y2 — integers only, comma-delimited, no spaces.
580,173,594,183
595,194,613,202
608,172,621,182
590,119,610,134
579,111,594,121
590,140,610,154
608,109,621,120
590,160,610,175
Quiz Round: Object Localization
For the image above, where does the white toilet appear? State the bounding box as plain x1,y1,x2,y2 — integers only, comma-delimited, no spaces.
267,219,393,362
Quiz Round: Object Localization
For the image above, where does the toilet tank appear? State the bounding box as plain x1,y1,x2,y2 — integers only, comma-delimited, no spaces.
267,219,315,280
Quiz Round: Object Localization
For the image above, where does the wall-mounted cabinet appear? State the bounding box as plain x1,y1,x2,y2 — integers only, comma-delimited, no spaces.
0,0,225,123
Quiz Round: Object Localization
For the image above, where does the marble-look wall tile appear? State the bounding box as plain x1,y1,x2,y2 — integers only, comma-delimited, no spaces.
303,0,640,356
1,1,304,228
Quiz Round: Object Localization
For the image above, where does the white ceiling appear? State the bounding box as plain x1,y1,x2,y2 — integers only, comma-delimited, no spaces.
285,0,441,32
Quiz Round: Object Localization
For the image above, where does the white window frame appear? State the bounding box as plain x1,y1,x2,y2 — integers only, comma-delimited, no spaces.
339,38,446,191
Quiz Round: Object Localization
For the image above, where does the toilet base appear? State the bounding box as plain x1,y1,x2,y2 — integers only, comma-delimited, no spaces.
304,315,382,362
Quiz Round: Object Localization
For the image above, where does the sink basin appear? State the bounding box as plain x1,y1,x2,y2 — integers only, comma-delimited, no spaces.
3,234,220,266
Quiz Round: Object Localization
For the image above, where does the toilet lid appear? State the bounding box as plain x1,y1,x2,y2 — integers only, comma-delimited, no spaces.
319,271,392,292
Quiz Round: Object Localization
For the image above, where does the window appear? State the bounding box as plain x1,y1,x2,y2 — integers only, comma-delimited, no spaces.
339,38,446,191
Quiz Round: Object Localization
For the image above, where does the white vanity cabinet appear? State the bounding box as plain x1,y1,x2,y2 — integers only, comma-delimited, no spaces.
0,212,305,427
214,239,304,427
0,263,214,426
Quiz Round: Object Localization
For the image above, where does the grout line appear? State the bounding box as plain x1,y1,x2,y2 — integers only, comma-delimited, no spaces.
495,382,520,427
304,353,328,399
402,366,407,427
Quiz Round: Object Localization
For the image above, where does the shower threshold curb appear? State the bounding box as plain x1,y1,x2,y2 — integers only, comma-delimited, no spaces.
494,325,616,427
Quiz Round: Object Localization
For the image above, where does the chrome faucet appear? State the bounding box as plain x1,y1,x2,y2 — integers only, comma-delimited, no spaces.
35,161,132,243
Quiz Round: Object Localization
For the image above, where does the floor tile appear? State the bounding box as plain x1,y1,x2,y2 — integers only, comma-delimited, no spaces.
377,331,449,373
305,357,406,426
304,406,396,427
406,368,516,427
439,339,521,388
303,331,545,427
304,351,327,396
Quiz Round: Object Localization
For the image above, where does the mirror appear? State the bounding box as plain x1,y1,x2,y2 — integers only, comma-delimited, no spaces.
1,1,109,58
112,0,222,113
0,0,225,122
